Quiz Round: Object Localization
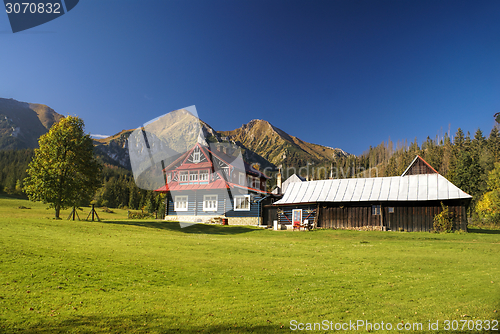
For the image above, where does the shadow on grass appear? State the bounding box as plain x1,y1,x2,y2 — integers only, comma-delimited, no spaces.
468,228,500,234
100,219,258,235
7,314,279,334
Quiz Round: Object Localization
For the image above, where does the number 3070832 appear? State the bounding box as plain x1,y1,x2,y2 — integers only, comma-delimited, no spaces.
5,3,61,14
443,319,498,331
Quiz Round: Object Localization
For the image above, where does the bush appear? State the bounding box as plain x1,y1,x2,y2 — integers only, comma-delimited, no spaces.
101,207,114,213
127,211,154,219
433,203,455,233
475,189,500,226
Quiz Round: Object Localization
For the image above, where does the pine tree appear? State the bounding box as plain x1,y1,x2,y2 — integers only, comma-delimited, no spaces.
454,128,465,147
488,127,500,162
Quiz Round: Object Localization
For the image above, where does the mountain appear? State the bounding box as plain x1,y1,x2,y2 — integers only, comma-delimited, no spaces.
93,109,275,171
0,98,63,150
219,119,349,167
0,99,350,174
93,129,134,169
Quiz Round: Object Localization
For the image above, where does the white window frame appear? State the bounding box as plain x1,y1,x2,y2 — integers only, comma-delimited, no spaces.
203,195,218,212
189,171,198,182
234,195,250,211
193,150,201,163
179,171,189,182
222,167,230,178
199,170,209,182
239,173,246,186
174,196,188,211
254,178,260,190
167,173,172,183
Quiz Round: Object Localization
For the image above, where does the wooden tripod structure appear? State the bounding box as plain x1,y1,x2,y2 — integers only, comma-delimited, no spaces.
67,207,81,221
86,204,100,222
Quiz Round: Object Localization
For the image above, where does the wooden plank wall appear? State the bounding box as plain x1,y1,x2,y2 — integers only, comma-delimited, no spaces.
317,200,469,232
277,205,317,225
387,204,467,232
318,205,379,229
405,158,437,175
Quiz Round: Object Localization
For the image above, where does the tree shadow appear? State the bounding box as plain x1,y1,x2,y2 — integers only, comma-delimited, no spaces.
6,313,280,333
100,220,259,235
468,228,500,234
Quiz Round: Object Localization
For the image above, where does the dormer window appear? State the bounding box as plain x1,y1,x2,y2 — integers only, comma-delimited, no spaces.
193,150,200,163
222,167,229,179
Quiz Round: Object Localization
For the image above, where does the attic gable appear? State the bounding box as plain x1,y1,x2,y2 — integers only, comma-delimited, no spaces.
182,143,209,165
401,155,438,176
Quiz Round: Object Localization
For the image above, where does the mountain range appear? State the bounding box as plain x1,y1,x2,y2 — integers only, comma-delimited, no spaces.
0,98,350,171
0,98,63,150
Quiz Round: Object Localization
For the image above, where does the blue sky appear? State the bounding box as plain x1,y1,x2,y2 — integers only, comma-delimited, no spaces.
1,0,499,155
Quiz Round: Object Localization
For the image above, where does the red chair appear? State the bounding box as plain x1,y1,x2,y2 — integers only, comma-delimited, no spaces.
293,221,301,230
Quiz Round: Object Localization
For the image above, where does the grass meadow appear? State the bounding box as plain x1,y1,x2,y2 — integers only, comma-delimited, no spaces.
0,195,499,333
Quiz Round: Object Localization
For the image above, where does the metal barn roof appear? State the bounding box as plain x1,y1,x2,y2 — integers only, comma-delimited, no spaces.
274,174,471,205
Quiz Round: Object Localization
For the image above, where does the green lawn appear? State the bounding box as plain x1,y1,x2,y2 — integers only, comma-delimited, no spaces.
0,195,499,333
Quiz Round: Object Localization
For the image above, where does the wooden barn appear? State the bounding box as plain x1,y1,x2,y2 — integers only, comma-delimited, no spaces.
273,156,472,232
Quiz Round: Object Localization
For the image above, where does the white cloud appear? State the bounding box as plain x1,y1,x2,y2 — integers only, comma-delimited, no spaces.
91,134,110,139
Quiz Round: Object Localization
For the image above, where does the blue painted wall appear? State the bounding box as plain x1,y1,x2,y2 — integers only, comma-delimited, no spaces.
165,189,263,218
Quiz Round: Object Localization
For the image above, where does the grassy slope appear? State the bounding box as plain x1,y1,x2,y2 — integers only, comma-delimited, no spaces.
0,197,499,333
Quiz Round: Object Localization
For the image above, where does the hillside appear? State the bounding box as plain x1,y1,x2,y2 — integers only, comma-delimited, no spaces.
0,98,63,150
219,119,349,167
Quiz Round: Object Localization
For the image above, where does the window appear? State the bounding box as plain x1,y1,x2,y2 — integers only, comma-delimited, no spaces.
193,150,200,163
167,173,171,183
179,171,189,182
174,196,188,211
189,171,198,182
234,195,250,211
222,167,229,178
203,195,218,211
239,173,246,186
388,207,394,214
254,178,260,189
372,205,381,215
199,170,209,182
